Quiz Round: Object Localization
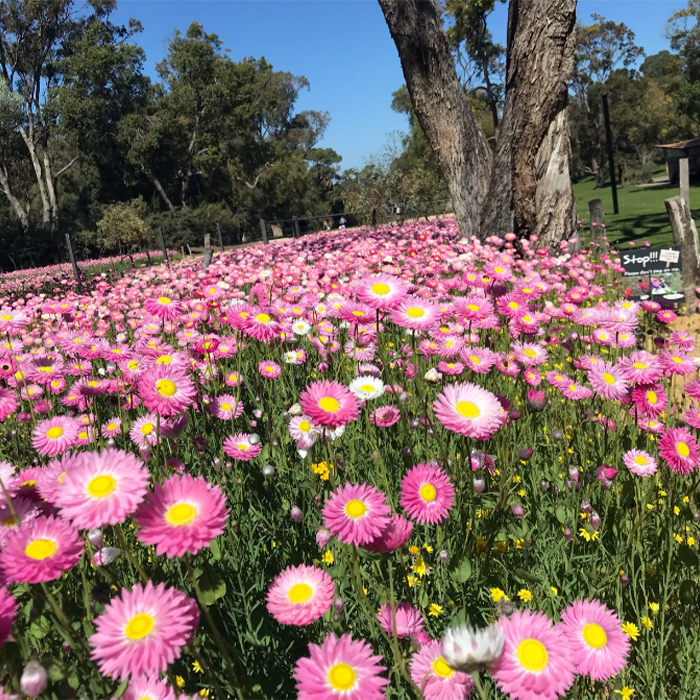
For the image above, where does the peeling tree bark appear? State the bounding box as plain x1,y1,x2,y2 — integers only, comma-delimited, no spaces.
379,0,578,243
377,0,493,239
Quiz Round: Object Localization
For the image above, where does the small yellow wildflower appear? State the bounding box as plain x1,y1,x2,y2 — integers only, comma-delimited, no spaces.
688,537,697,546
674,506,680,516
199,690,210,698
476,537,487,553
407,575,417,588
550,586,558,596
641,616,653,630
414,557,428,577
512,475,521,484
514,538,525,549
518,589,532,602
428,603,443,617
674,533,683,544
518,489,526,498
408,545,420,555
622,622,639,641
423,543,433,553
176,677,185,689
495,540,508,553
614,687,634,699
490,587,509,603
324,550,334,565
193,661,204,674
649,602,660,616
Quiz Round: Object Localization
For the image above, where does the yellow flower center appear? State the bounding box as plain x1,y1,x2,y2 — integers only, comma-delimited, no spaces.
25,538,56,560
517,638,548,673
238,444,248,451
431,657,455,678
634,455,648,465
554,375,563,381
141,423,154,435
371,282,390,295
469,355,481,364
124,613,154,640
299,421,311,432
2,516,16,527
360,384,375,393
165,503,197,526
37,366,52,373
156,355,172,365
46,426,63,440
287,583,313,604
582,622,607,649
672,356,683,364
87,474,117,499
256,313,271,323
467,304,480,312
220,402,232,411
647,391,657,405
495,267,504,274
351,310,366,317
319,397,340,413
327,663,356,692
455,401,480,419
156,379,177,397
21,480,36,487
107,423,117,431
632,362,647,369
0,314,13,321
602,373,616,385
128,360,139,370
508,301,519,310
523,349,536,358
420,483,437,502
677,442,690,458
345,499,367,519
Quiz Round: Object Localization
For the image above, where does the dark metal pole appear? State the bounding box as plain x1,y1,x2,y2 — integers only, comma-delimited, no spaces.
293,216,301,240
216,221,224,252
65,233,80,283
157,227,169,263
260,218,268,245
602,93,619,215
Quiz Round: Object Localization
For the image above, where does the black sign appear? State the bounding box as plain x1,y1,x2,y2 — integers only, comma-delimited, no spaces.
621,246,682,277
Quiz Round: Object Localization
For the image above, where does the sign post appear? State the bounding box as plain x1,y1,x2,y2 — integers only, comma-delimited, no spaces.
65,234,80,283
157,227,169,263
620,245,684,305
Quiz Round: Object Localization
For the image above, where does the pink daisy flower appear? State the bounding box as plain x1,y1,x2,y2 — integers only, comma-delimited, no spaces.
511,342,547,367
0,516,82,584
376,603,424,639
223,433,262,461
143,295,183,321
266,564,335,626
124,675,175,700
370,405,401,428
438,360,464,375
400,463,455,525
588,362,629,401
560,599,630,681
618,351,663,383
409,639,474,700
0,387,18,421
363,515,413,553
685,379,700,401
53,449,149,530
90,581,199,681
460,347,496,374
101,418,122,438
299,380,360,429
669,330,695,352
209,395,243,421
242,310,281,342
129,414,159,448
0,497,39,542
258,360,281,379
135,474,228,558
631,383,667,417
623,449,657,477
456,295,494,322
294,633,389,700
683,406,700,430
432,382,505,440
356,273,409,310
491,609,575,700
322,482,390,546
660,350,696,376
0,587,16,648
390,299,440,330
139,366,196,417
31,416,79,457
659,428,699,475
288,415,320,443
560,383,592,401
637,416,665,434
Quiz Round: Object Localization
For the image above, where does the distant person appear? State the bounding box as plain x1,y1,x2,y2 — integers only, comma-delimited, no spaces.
324,219,331,231
339,216,346,230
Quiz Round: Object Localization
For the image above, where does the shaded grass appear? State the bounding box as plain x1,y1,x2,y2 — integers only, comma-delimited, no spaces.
573,174,700,248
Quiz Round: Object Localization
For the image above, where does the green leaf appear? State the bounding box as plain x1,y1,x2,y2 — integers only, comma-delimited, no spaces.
679,545,699,568
198,563,227,605
514,568,541,585
555,505,567,524
450,557,472,583
112,678,129,698
47,661,66,682
28,615,51,641
210,537,221,561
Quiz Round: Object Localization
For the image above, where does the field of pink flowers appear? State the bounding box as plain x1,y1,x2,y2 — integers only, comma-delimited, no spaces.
0,218,697,700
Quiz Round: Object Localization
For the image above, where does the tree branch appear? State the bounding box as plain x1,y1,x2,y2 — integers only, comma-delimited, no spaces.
54,155,80,179
234,162,275,189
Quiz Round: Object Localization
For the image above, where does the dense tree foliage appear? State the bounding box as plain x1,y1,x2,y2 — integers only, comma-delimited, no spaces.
0,1,342,269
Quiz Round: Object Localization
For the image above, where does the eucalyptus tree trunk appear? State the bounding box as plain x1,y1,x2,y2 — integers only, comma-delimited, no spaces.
379,0,578,244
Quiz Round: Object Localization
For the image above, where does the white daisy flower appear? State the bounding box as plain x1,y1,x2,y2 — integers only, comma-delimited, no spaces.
348,376,385,401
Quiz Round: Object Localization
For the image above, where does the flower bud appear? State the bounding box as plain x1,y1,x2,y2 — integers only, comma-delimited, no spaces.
288,402,303,416
139,446,150,461
21,660,47,698
473,477,485,496
511,504,524,516
262,464,275,478
620,572,629,587
424,368,440,383
563,528,573,541
249,433,261,445
590,511,601,531
106,437,116,447
694,512,700,523
540,480,548,492
253,409,263,419
87,528,103,549
470,449,485,471
518,448,533,462
552,429,563,442
93,547,121,566
213,457,221,470
580,499,591,514
316,528,332,549
398,392,409,404
439,550,449,564
290,505,303,522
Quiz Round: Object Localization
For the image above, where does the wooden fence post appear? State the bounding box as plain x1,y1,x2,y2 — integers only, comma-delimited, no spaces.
216,221,224,252
588,199,605,247
260,218,268,245
665,195,700,312
680,157,690,207
293,216,301,240
203,233,213,272
157,227,169,263
65,233,80,283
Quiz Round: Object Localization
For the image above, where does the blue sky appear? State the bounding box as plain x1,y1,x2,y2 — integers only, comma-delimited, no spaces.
113,1,690,170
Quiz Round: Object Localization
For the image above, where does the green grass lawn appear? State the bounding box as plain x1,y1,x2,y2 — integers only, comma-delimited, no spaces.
572,173,700,249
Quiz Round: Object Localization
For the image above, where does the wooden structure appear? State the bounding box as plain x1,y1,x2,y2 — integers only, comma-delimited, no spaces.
657,138,700,184
664,195,700,312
